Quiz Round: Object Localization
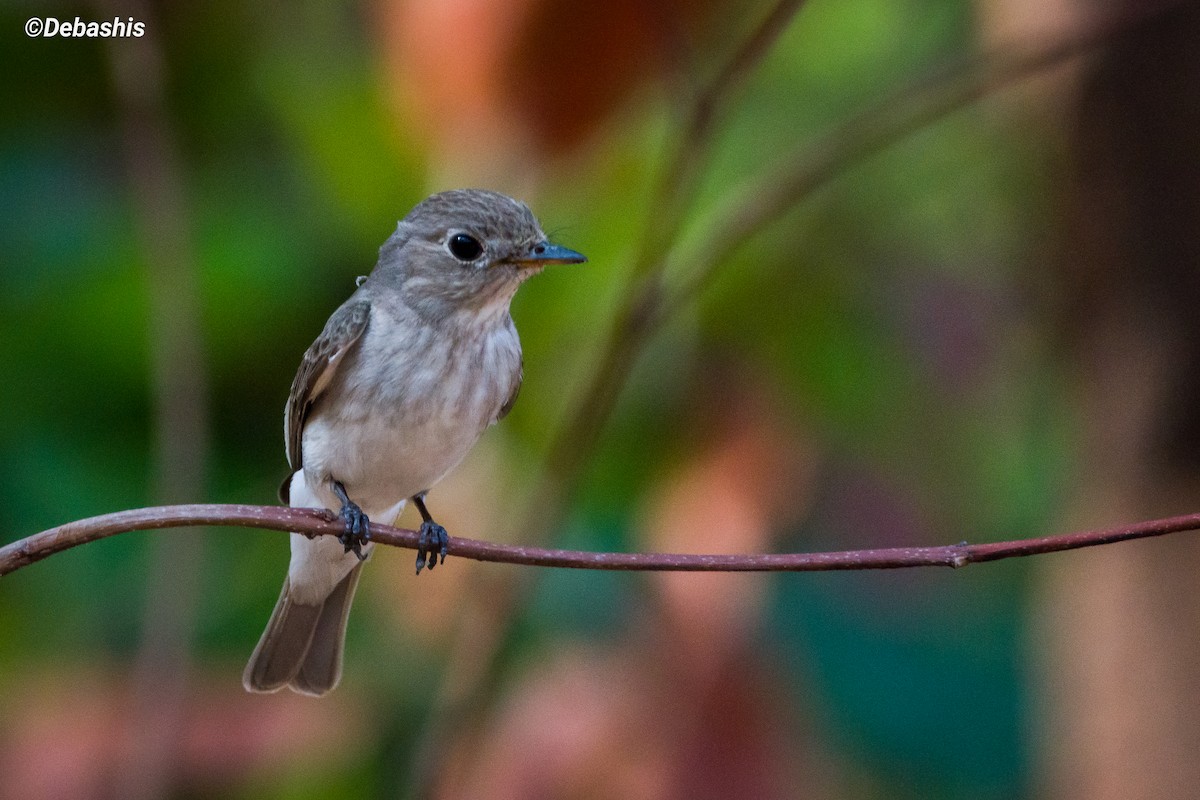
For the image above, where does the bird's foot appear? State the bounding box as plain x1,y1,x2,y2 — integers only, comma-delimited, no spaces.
337,498,370,561
331,480,370,560
415,520,448,574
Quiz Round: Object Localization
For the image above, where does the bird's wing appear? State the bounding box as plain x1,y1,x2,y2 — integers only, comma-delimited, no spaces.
496,357,523,422
285,301,372,471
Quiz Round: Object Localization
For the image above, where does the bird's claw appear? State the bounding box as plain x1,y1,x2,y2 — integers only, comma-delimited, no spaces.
338,500,370,561
415,520,448,574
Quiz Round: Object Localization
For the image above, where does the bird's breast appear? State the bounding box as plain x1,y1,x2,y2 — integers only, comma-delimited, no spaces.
301,311,521,508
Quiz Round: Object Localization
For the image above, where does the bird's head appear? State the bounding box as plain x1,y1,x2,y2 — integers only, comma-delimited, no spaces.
373,189,586,322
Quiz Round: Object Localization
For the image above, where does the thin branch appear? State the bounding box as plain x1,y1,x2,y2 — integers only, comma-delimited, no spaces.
689,0,809,134
537,0,813,504
5,504,1200,579
660,5,1172,318
524,2,1169,535
631,0,811,276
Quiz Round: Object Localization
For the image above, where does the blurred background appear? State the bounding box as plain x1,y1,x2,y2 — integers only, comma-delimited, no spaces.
2,0,1199,797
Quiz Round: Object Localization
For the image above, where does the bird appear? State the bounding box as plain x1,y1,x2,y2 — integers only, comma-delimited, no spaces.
243,189,586,696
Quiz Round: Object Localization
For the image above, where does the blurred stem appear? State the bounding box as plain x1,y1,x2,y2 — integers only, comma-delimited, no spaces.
543,0,1178,528
101,1,210,798
529,0,812,509
629,0,811,281
660,1,1176,318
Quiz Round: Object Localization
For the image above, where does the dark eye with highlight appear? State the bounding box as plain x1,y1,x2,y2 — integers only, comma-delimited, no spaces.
448,233,483,262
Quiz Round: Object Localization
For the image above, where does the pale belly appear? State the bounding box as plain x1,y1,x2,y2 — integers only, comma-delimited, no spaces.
299,400,490,516
295,310,520,517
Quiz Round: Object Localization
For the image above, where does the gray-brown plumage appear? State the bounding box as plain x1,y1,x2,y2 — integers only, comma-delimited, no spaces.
244,189,585,696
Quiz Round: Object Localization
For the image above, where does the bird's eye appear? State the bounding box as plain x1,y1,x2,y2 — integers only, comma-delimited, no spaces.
447,233,483,262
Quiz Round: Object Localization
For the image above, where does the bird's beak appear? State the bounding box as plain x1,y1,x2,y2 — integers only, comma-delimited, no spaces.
509,241,587,268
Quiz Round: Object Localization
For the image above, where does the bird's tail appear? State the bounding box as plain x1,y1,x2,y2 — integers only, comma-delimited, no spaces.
242,562,364,696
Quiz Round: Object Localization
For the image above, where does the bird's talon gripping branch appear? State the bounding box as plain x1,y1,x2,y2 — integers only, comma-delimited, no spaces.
415,521,448,574
333,481,370,561
412,492,448,574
